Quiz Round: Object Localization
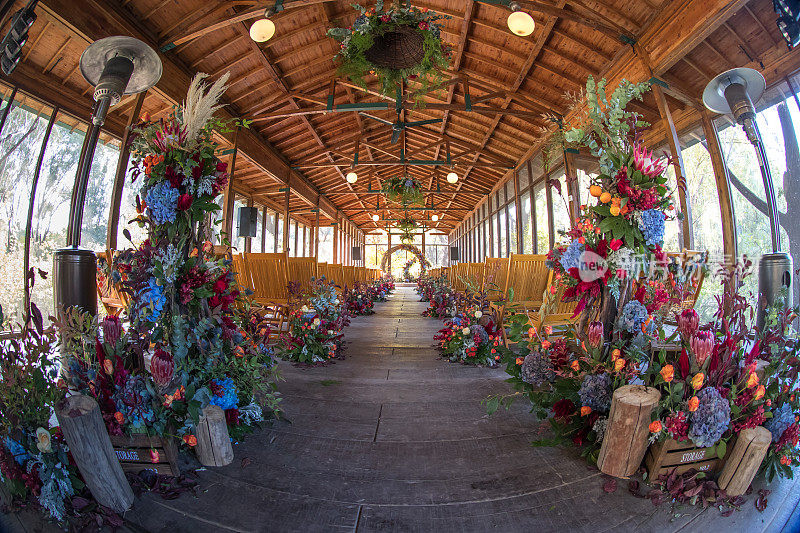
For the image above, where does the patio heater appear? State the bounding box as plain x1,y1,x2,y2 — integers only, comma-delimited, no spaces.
702,67,793,329
54,36,161,316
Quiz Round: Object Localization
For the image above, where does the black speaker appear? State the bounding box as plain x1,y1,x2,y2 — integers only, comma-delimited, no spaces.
352,246,362,261
450,246,459,261
237,207,258,238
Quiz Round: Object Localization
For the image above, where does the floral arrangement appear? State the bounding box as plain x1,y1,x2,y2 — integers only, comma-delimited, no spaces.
59,73,279,453
365,278,391,302
327,1,451,97
278,277,350,364
396,215,418,243
434,308,501,366
345,282,376,315
382,175,424,206
0,297,82,523
419,274,456,318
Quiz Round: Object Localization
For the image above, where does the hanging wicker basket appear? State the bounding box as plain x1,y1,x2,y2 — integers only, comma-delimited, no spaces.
364,25,425,69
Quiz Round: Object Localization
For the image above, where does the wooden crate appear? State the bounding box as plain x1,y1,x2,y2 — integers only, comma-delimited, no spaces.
110,434,180,476
645,438,725,478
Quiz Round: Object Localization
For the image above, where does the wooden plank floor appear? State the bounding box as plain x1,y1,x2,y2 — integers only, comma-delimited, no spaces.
3,286,799,532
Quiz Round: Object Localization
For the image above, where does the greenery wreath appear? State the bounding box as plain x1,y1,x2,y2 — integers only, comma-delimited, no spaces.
327,0,451,96
396,215,418,242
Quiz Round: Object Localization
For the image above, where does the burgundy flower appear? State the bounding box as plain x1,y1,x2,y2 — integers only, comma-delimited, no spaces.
587,321,603,348
690,331,714,366
101,315,123,345
177,193,193,211
225,408,240,426
216,161,227,172
213,277,228,295
552,398,576,420
165,166,183,188
192,164,202,180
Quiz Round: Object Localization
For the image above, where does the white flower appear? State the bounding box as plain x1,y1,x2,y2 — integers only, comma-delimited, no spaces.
36,427,52,453
462,327,471,335
328,330,334,335
474,310,483,319
313,318,321,327
334,299,340,305
301,305,309,312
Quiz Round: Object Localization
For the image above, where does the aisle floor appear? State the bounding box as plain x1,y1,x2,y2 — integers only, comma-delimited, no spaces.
6,286,799,532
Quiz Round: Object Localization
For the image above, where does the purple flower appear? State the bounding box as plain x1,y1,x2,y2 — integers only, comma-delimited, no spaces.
688,387,730,447
578,373,612,412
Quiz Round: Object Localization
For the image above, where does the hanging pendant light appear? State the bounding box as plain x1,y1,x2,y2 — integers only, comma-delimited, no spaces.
372,214,380,222
250,9,276,42
346,171,358,184
431,214,439,222
446,171,459,184
507,3,535,37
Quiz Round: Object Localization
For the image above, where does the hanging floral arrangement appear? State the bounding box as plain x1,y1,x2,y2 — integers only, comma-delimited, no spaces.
382,174,424,206
327,1,451,97
396,215,418,242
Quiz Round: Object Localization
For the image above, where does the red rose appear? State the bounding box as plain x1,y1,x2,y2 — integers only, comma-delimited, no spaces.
209,295,221,308
609,238,623,251
216,161,227,172
552,398,576,421
177,194,193,211
213,278,228,294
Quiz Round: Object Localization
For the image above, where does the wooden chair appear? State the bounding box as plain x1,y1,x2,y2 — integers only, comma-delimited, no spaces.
244,252,290,338
287,257,317,294
97,251,130,317
317,262,329,281
497,254,550,345
328,263,344,286
464,262,486,294
231,253,252,292
342,265,356,289
531,273,580,334
482,257,511,304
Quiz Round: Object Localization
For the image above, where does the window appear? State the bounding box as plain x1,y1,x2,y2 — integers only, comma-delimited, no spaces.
508,202,517,255
317,226,333,263
534,181,549,252
521,191,532,254
263,211,276,252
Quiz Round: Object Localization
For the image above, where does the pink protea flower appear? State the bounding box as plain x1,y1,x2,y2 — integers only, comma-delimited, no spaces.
690,330,714,367
150,348,174,388
101,315,123,345
632,143,667,180
676,308,699,339
587,321,603,348
153,118,187,152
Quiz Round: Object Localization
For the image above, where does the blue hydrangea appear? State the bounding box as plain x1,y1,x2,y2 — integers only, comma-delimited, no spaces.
689,387,731,447
560,238,584,271
520,351,554,386
209,377,239,410
618,300,648,334
3,437,28,464
638,209,665,246
302,312,316,322
765,402,795,442
113,375,155,429
470,324,489,346
451,317,462,326
578,373,613,412
145,181,179,224
140,277,166,322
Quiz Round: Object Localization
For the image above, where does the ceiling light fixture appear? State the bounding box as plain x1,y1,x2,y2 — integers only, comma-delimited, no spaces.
346,171,358,184
446,171,458,184
775,0,800,47
431,214,439,222
507,3,535,37
372,214,380,222
250,8,276,42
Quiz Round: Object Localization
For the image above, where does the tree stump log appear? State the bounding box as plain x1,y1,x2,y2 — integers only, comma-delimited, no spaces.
55,395,134,513
195,405,234,467
597,385,661,478
718,426,772,496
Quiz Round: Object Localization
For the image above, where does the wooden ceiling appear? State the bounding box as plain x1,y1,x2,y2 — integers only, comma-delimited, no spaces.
2,0,799,233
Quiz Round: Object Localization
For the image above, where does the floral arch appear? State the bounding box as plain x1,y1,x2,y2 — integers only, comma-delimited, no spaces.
380,243,430,274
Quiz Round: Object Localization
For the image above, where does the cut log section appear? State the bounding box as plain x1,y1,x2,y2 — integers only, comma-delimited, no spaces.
195,404,234,467
597,384,661,478
718,426,771,496
55,394,134,513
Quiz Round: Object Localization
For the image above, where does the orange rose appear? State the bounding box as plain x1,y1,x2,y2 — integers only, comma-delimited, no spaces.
754,385,765,401
649,420,663,433
614,358,625,372
114,412,124,424
541,340,552,349
611,348,621,358
688,396,699,412
544,326,553,335
746,372,759,389
660,364,674,383
183,435,198,447
528,327,536,338
570,360,580,372
581,406,592,416
691,373,705,390
516,357,524,366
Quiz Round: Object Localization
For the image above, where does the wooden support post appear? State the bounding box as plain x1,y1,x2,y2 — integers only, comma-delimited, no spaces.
261,207,268,252
387,231,392,271
314,205,320,260
222,126,240,244
700,109,738,262
718,427,771,496
597,385,661,478
544,175,556,249
273,212,279,252
333,216,339,263
652,84,694,250
283,187,290,254
514,169,523,254
107,92,146,251
563,150,580,223
195,405,234,467
244,198,253,253
55,395,134,512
